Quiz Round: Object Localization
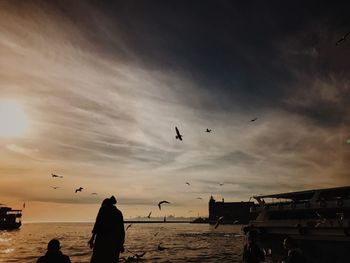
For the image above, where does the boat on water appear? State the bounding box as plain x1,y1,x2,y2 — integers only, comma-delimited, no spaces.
243,186,350,263
0,206,22,230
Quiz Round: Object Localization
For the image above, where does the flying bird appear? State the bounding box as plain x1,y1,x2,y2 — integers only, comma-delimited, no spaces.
186,182,190,186
51,173,63,178
147,211,152,218
127,249,146,259
315,212,327,227
158,200,170,210
126,224,133,231
196,197,203,200
75,187,83,193
175,126,183,141
250,118,257,122
336,31,350,46
214,216,224,229
206,128,212,133
157,243,168,251
50,186,59,189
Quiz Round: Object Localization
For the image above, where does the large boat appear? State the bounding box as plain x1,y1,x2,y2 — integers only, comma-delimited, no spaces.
243,186,350,263
0,206,22,230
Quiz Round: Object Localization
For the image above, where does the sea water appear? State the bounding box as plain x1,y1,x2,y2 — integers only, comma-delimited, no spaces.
0,223,253,262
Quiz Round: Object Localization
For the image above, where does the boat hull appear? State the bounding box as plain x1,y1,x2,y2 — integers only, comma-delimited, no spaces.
0,222,21,230
244,225,350,263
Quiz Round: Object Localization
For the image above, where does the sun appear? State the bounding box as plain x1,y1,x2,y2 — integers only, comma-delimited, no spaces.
0,101,28,137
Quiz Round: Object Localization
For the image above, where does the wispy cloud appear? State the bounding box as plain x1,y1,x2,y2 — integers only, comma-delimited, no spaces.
1,1,350,221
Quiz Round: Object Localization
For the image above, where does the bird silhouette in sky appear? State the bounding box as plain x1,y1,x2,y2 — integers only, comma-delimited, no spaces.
196,197,203,200
51,173,63,178
158,200,170,210
206,128,212,133
50,186,59,189
147,211,152,218
250,118,257,122
336,31,350,46
214,216,224,229
75,187,83,193
126,224,133,231
186,182,190,186
175,126,183,141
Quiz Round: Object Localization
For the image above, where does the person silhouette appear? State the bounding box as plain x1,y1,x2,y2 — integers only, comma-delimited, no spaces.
242,230,265,263
282,237,306,263
89,196,125,263
37,239,71,263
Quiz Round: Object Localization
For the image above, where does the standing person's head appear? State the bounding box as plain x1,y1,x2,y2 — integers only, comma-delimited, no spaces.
283,237,297,250
47,239,61,252
110,196,117,205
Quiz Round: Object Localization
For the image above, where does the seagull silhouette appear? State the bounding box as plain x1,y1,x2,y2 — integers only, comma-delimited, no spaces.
250,118,257,122
214,216,224,229
206,128,212,133
51,173,63,178
127,249,146,259
175,126,183,141
157,243,168,251
50,186,59,189
126,224,133,231
158,200,170,210
336,31,350,46
315,212,327,227
147,211,152,218
75,187,83,193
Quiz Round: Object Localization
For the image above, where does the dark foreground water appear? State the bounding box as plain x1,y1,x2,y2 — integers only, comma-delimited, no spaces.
0,223,252,263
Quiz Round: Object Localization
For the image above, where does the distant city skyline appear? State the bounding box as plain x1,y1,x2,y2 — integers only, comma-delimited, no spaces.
1,1,350,221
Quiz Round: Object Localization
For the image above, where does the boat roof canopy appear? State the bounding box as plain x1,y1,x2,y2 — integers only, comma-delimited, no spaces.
254,186,350,201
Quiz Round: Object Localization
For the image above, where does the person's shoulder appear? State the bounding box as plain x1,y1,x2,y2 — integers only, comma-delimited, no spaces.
115,207,123,215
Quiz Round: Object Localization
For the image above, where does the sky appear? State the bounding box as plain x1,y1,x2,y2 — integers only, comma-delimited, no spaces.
1,0,350,222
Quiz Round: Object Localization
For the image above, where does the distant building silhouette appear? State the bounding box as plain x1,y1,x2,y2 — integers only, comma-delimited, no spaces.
209,196,255,224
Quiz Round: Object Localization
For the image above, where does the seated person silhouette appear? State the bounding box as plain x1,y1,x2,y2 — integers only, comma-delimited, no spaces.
37,239,71,263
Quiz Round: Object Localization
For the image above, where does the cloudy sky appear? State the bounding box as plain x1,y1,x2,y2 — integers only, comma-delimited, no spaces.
1,1,350,222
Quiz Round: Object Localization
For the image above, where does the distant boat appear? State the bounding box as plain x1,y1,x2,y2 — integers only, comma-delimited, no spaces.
0,206,22,230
